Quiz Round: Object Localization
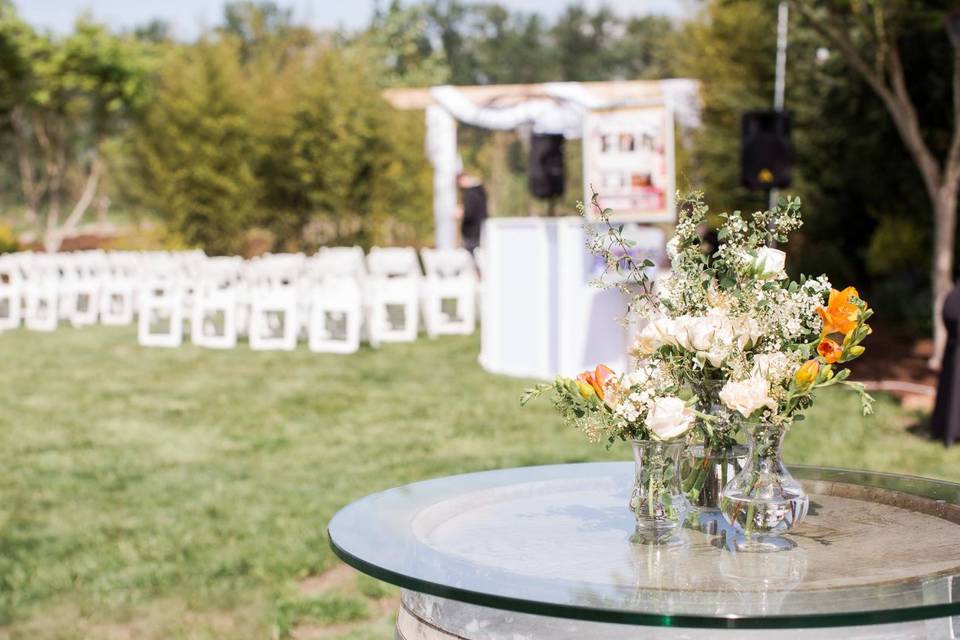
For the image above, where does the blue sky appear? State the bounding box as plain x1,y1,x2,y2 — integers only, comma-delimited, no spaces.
17,0,691,38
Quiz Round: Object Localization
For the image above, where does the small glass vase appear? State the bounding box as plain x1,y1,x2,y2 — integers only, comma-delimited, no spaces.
683,377,747,527
681,443,748,533
720,422,809,552
629,440,689,546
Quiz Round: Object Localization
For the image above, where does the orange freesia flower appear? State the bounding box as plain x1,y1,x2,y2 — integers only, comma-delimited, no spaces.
794,359,820,387
576,365,615,401
817,338,842,364
593,364,615,399
576,372,597,399
816,286,862,337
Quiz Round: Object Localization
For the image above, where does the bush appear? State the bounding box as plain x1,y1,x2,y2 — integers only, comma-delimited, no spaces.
0,225,19,254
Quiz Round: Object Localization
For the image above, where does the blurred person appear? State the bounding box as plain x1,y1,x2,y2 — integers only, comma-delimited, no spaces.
457,173,487,253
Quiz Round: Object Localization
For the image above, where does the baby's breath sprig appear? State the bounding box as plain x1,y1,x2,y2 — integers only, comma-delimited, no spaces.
579,186,659,319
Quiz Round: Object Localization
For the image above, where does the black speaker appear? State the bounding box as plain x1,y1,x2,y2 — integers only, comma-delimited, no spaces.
528,133,565,199
741,110,792,190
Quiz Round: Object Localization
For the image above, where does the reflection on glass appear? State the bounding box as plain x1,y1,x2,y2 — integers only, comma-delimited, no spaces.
718,546,807,616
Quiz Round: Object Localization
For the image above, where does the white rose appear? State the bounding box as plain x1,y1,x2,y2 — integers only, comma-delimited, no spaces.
703,346,728,368
671,316,694,351
751,353,780,379
684,317,717,352
646,396,696,440
754,247,786,278
729,315,762,350
640,317,680,348
719,376,775,418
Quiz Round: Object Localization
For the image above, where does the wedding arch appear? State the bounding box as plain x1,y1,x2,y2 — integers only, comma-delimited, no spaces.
383,79,701,248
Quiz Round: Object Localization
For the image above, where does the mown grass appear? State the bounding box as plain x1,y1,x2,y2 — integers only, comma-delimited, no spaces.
0,325,955,638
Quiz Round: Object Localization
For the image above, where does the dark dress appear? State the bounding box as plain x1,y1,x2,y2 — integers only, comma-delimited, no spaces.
932,284,960,446
460,184,488,253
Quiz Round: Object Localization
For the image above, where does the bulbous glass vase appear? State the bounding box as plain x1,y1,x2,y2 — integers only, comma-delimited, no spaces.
629,440,689,545
719,422,808,552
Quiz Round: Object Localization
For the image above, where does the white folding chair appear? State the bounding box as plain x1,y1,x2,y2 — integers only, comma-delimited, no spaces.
366,247,421,345
0,257,22,331
24,279,59,332
137,280,183,347
191,287,238,349
420,248,477,337
69,275,100,327
23,256,59,332
249,288,298,351
99,278,135,325
311,246,367,279
308,277,362,354
244,255,302,351
191,257,242,349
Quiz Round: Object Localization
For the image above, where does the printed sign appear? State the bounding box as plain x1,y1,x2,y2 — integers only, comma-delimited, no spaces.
583,104,676,223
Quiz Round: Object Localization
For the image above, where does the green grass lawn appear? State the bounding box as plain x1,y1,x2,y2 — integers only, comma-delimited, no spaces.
0,326,956,638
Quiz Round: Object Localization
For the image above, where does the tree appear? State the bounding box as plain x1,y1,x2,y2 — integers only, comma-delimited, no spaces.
677,0,951,339
253,45,432,248
127,39,259,254
0,6,150,250
360,0,449,87
789,1,960,368
550,5,621,81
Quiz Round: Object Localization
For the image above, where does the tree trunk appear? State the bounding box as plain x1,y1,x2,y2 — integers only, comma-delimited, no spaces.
42,152,104,253
10,107,45,225
931,181,960,369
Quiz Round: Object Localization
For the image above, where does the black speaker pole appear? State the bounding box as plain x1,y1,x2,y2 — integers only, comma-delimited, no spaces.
770,1,789,213
547,197,556,217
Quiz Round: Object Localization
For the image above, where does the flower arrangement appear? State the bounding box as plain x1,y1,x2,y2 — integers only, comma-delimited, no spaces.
523,191,873,447
522,189,874,547
632,192,874,434
520,362,697,445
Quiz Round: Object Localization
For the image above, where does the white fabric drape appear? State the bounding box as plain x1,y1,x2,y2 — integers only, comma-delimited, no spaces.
430,84,586,139
425,105,459,249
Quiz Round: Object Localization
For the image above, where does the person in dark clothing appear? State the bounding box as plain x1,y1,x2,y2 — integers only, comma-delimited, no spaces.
457,173,487,253
932,284,960,446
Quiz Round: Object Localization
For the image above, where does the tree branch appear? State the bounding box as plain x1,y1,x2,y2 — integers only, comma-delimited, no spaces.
947,38,960,189
10,106,46,214
62,153,103,232
790,0,941,199
789,1,892,105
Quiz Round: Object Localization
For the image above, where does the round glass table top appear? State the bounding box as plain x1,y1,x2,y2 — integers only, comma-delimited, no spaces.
327,462,960,629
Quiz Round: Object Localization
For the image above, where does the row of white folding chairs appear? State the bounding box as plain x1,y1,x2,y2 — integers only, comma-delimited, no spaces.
138,279,363,352
0,247,480,354
0,249,204,332
138,268,477,353
136,247,478,352
0,279,136,332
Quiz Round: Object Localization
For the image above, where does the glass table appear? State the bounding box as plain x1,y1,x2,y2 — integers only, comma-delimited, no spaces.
327,462,960,639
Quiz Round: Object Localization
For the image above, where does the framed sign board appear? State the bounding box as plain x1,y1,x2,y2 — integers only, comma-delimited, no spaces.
582,104,676,223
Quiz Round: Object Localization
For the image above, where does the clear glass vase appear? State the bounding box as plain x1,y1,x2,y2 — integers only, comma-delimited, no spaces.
682,377,747,523
629,440,689,545
681,443,749,534
719,422,809,552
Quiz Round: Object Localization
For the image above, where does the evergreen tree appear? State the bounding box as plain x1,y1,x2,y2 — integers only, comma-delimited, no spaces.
129,39,258,254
